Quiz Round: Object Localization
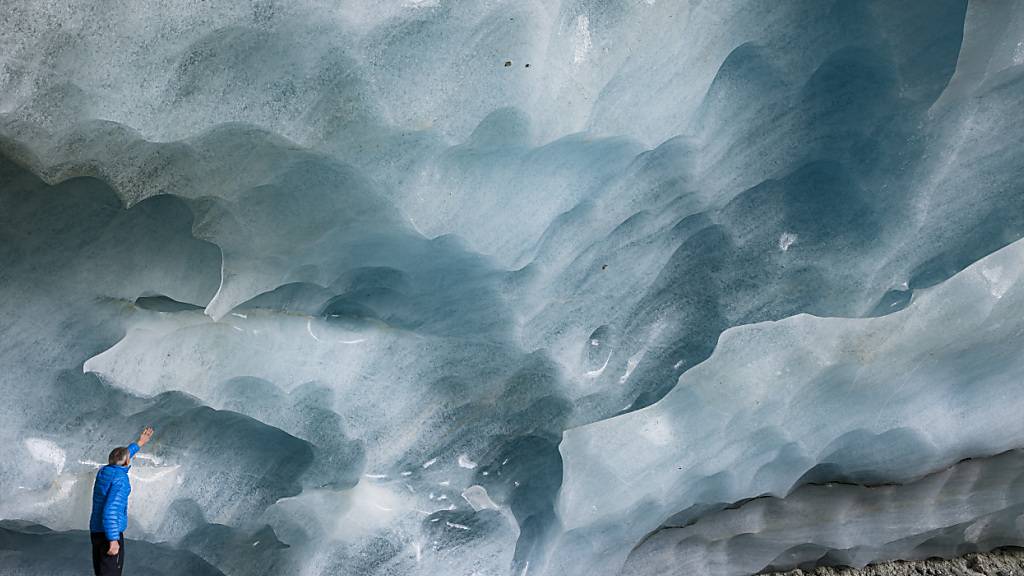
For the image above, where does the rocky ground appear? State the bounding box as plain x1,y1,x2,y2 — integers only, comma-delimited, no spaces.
764,549,1024,576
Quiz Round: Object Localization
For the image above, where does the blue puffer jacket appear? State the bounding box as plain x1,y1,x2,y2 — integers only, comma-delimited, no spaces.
89,442,139,541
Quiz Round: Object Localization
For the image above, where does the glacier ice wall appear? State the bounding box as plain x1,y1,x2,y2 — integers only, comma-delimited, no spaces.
622,449,1024,576
2,1,1024,575
557,237,1024,576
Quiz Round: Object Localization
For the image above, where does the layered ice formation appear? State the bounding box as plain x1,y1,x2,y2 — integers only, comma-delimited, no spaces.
2,1,1024,575
623,449,1024,576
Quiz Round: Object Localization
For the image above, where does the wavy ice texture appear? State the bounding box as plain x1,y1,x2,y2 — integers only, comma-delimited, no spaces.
1,1,1024,575
556,237,1024,575
621,449,1024,576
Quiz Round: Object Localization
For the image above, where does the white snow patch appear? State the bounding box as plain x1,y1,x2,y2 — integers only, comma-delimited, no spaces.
620,349,646,384
462,485,500,511
573,15,592,65
778,232,798,252
24,438,65,474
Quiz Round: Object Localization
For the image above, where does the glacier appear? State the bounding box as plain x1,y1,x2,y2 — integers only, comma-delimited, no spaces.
1,1,1024,575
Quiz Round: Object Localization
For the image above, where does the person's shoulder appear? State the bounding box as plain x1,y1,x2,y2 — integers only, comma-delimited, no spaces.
96,465,127,481
108,472,129,493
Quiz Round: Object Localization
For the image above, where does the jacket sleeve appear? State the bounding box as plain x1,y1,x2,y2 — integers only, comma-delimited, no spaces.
127,442,140,459
102,476,127,542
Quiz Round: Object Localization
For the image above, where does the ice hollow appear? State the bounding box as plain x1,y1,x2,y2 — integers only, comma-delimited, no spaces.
2,1,1024,575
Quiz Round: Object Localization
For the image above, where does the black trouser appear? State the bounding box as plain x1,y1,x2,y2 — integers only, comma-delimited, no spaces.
90,531,124,576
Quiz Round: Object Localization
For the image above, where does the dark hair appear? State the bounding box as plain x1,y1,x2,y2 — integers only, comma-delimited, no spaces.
108,447,130,466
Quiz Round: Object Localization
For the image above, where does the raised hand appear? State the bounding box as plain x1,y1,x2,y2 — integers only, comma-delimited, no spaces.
137,426,154,447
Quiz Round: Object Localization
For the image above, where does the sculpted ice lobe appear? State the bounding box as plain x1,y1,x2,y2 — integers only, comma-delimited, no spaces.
209,377,365,491
0,118,425,320
621,449,1024,576
194,157,411,320
0,153,221,309
396,108,643,267
931,0,1024,114
551,236,1024,576
0,121,320,208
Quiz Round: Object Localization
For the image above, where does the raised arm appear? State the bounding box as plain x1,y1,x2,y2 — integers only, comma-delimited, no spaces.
129,426,154,459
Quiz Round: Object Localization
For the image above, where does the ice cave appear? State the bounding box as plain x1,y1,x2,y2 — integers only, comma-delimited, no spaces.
2,1,1024,575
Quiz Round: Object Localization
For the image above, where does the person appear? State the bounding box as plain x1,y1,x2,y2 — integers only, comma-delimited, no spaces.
89,426,154,576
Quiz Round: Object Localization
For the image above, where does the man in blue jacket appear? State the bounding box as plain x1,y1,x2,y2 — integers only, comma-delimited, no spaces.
90,426,154,576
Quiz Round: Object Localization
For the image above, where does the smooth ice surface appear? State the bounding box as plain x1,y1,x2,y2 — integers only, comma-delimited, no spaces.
1,1,1024,575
